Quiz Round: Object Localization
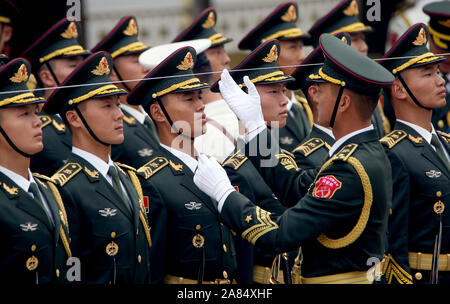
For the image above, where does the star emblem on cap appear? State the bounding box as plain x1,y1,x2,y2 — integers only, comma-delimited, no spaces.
61,22,78,39
281,5,297,22
123,18,138,36
91,57,110,75
412,28,427,46
9,64,28,83
177,52,194,70
202,11,216,29
262,45,278,63
343,0,359,16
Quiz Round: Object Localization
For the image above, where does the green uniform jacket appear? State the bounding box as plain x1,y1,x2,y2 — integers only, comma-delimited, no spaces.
292,125,335,170
381,122,450,284
111,109,161,169
220,129,391,278
31,113,72,176
52,154,151,284
222,147,288,283
0,172,71,284
137,149,237,284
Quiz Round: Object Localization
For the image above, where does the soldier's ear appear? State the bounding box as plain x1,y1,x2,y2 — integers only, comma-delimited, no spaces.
391,79,407,100
65,109,83,129
149,102,165,123
339,90,352,113
38,68,57,89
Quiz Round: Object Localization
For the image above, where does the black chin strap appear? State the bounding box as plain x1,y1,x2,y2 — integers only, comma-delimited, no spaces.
156,98,195,141
397,73,432,111
329,86,345,128
0,125,32,158
45,61,61,87
74,106,111,146
113,66,132,92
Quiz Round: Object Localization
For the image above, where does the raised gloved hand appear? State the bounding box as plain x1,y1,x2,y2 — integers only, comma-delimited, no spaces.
218,69,266,138
194,154,235,211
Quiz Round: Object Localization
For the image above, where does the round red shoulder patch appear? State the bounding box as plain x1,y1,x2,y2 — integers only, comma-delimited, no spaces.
312,175,342,199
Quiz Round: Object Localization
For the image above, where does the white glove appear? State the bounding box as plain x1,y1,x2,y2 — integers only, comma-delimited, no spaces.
194,154,235,212
219,69,266,139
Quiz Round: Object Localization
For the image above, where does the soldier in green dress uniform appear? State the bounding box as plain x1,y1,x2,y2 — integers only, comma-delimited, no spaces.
423,1,450,133
91,15,161,168
286,33,353,169
43,51,151,284
238,2,314,151
0,58,71,284
127,46,237,284
20,18,90,176
307,0,390,138
194,33,394,284
379,23,450,284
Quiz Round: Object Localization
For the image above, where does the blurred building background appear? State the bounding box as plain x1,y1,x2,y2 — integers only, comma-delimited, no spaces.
10,0,434,65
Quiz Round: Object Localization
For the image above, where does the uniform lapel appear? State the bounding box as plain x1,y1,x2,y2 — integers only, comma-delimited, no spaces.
116,166,141,224
36,180,61,241
0,172,54,232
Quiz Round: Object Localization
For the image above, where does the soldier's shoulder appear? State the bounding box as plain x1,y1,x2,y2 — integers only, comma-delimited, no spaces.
137,156,169,180
380,129,424,149
437,130,450,143
51,162,83,186
222,150,248,170
331,143,358,162
293,138,329,157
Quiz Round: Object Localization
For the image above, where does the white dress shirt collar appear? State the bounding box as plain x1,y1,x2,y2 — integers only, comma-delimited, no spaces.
72,147,115,181
313,123,335,139
329,125,374,157
397,119,434,145
0,166,34,192
120,104,147,124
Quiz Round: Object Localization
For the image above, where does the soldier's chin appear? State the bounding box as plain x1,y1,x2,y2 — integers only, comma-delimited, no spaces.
26,143,44,156
107,134,125,145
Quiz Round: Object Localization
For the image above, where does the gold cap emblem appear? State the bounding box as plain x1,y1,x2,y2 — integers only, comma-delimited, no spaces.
123,18,138,36
412,27,427,46
262,45,278,63
10,64,28,83
91,57,110,76
202,11,215,29
177,52,194,70
61,22,78,39
343,0,359,16
281,5,297,22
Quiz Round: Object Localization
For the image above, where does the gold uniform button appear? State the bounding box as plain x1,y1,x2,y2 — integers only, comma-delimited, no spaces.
436,191,442,197
31,245,36,252
438,120,444,129
136,229,139,235
223,244,227,252
56,269,60,277
415,272,422,280
223,270,228,279
138,255,142,263
196,225,201,230
110,232,116,238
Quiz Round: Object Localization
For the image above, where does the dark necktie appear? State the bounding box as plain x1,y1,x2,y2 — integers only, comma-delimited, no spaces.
431,134,450,171
107,166,131,212
29,183,53,225
144,116,159,141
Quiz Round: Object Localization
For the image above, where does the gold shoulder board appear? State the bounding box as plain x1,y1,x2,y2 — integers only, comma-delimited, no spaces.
123,115,136,125
222,150,248,170
51,163,82,186
437,130,450,143
137,157,169,179
292,138,325,157
275,152,299,171
332,143,358,162
380,130,407,149
39,115,52,128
